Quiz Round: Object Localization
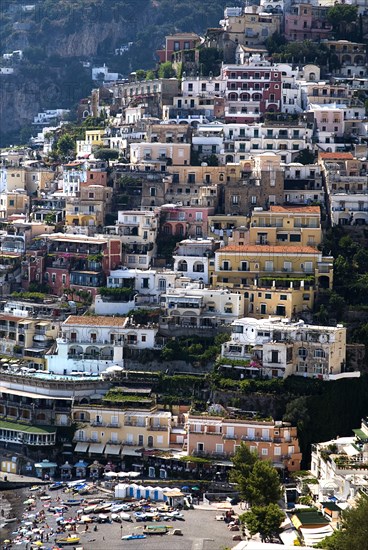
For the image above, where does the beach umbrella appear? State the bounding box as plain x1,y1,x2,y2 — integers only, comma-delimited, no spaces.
104,471,117,478
3,540,10,544
191,486,200,491
23,498,35,504
181,486,189,491
34,542,43,547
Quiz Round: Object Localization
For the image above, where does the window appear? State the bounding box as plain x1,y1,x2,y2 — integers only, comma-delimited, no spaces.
232,195,239,205
265,293,271,299
215,444,224,453
280,295,287,300
195,211,203,221
314,349,326,358
142,335,146,342
274,447,281,456
265,260,273,272
271,350,279,363
251,195,257,204
290,234,301,242
150,187,156,197
299,348,308,359
261,448,268,456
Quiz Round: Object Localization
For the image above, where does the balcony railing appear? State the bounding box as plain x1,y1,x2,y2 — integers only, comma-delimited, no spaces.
147,425,168,431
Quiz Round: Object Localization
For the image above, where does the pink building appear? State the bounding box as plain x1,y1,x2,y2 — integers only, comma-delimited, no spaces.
187,415,302,471
285,4,332,42
160,205,214,238
156,32,201,63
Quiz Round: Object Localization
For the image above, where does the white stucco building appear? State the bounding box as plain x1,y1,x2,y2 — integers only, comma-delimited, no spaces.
47,315,157,374
221,317,348,379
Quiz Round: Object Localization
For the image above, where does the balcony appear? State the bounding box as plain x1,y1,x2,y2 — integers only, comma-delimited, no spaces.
147,425,168,431
223,434,239,440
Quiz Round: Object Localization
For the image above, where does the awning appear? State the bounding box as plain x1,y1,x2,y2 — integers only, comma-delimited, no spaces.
74,442,89,453
89,443,105,454
35,321,50,326
105,444,121,455
121,446,143,457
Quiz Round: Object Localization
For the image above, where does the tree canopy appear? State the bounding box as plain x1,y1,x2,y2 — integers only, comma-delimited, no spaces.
240,504,284,542
230,443,282,506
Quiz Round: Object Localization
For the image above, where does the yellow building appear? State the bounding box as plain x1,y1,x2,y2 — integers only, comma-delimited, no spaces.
213,244,333,318
208,214,248,244
249,205,322,248
73,404,172,458
85,130,105,147
0,314,57,369
211,205,332,318
0,192,29,220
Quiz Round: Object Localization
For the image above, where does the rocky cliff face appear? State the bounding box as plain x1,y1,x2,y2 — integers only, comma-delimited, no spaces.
0,0,232,144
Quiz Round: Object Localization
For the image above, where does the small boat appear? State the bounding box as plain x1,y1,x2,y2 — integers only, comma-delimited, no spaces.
55,536,80,545
3,517,17,524
111,513,121,522
111,503,130,512
29,485,41,491
49,482,65,490
120,512,132,522
98,513,110,523
83,505,96,513
121,534,146,540
94,503,112,512
67,479,86,487
143,525,168,535
66,499,84,506
40,495,51,501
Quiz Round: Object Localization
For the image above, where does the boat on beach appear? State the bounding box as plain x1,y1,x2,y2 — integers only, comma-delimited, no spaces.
55,535,80,545
121,534,146,540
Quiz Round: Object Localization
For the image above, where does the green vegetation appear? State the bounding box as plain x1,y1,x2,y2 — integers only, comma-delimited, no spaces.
100,287,136,302
230,444,282,506
240,504,284,543
160,334,229,365
327,5,359,40
11,291,46,302
316,494,368,549
128,308,161,324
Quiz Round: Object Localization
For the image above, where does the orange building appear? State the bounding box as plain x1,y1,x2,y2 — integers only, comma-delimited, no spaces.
187,415,302,471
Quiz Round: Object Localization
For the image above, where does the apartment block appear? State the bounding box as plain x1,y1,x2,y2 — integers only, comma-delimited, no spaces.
187,415,301,471
73,405,171,458
221,317,346,379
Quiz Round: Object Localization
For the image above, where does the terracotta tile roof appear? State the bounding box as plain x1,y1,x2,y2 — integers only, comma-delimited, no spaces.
0,314,29,323
64,315,127,327
319,152,354,160
269,205,320,214
218,245,319,254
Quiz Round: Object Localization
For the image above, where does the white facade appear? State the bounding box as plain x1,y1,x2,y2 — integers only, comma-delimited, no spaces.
173,238,215,284
330,193,368,226
311,420,368,502
92,65,119,82
47,315,157,374
160,283,245,330
221,317,347,379
62,164,87,195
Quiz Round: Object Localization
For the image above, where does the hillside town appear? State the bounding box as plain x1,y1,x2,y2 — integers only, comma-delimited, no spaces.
2,1,368,548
